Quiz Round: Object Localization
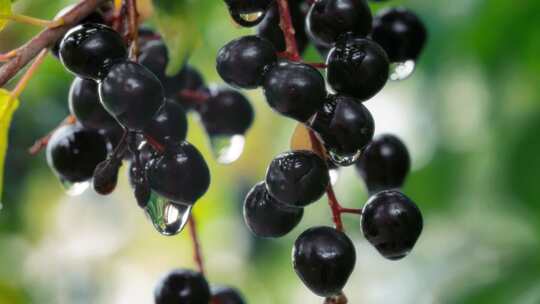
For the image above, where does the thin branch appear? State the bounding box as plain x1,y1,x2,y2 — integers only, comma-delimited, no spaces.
188,215,206,275
276,0,301,61
127,0,140,61
0,0,108,87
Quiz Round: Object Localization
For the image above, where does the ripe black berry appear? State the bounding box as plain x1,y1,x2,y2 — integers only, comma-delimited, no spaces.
371,8,427,62
216,36,277,89
257,2,309,53
93,157,122,195
211,286,246,304
263,61,326,122
244,182,304,238
310,95,375,159
46,124,108,183
293,226,356,297
99,61,165,131
146,142,210,205
154,269,210,304
361,190,423,260
326,36,389,101
199,87,254,136
356,134,410,193
144,100,188,144
68,77,117,130
306,0,372,47
59,23,127,80
164,65,208,111
265,150,329,207
139,39,169,79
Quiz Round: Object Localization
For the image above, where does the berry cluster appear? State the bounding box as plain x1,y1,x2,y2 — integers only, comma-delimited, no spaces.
219,0,427,300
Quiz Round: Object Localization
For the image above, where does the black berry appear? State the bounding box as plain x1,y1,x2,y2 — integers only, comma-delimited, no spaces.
99,61,165,131
46,124,108,183
154,269,210,304
211,286,246,304
59,23,127,80
356,134,410,193
361,190,423,260
244,182,304,238
293,226,356,297
257,2,309,53
217,35,277,89
93,157,122,195
144,100,188,144
263,61,326,122
68,77,117,130
326,36,390,101
164,65,208,111
306,0,372,47
371,8,427,62
265,150,329,207
139,39,169,79
310,95,375,158
146,142,210,205
199,87,254,136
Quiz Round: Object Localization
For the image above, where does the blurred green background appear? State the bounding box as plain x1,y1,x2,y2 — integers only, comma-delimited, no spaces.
1,0,540,303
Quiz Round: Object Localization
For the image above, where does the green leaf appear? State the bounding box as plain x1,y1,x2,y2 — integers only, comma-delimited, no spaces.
0,0,12,32
0,89,19,202
151,0,214,74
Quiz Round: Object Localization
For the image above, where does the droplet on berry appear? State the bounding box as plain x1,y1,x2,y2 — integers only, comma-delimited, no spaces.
389,60,416,81
328,149,361,166
209,134,246,165
145,191,192,236
154,269,210,304
60,179,91,196
231,11,266,27
329,168,340,185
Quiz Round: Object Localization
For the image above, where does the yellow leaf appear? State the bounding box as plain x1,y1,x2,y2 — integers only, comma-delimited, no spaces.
0,89,19,202
0,0,11,31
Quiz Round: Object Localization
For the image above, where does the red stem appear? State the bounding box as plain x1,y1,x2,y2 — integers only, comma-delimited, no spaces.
179,90,210,104
276,0,301,61
143,134,166,153
127,0,140,61
188,215,206,275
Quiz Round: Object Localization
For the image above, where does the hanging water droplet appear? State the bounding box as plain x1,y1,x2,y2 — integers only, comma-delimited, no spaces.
61,179,90,196
389,60,416,81
144,191,192,236
239,11,264,22
230,10,266,27
210,134,245,165
329,169,340,185
328,149,361,167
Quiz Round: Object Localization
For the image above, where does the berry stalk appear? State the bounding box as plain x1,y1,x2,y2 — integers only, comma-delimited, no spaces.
276,0,301,61
188,215,207,275
126,0,140,61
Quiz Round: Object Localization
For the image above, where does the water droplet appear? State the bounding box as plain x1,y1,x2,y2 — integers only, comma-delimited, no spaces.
144,191,191,236
210,134,245,164
230,10,266,27
239,11,264,22
61,179,90,196
329,169,340,185
328,149,361,166
389,60,416,81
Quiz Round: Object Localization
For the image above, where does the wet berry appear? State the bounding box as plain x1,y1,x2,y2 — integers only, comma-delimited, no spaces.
146,142,210,205
59,23,127,80
93,157,122,195
99,61,165,131
154,269,210,304
371,8,427,62
217,35,277,89
326,36,390,101
144,100,188,144
199,87,254,136
361,190,423,260
257,2,309,53
310,95,375,158
356,134,410,193
306,0,372,47
265,150,329,207
244,182,304,238
293,226,356,297
46,124,108,183
139,39,169,79
211,286,246,304
68,77,117,130
263,61,326,122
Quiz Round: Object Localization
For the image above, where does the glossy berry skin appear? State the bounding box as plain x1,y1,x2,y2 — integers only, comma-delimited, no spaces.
257,2,309,53
293,226,356,297
371,8,427,62
361,190,423,260
139,39,169,79
310,95,375,158
46,124,108,183
68,77,117,130
306,0,372,47
217,36,277,89
356,134,410,193
147,142,210,205
199,87,254,136
244,182,304,238
263,61,326,122
211,286,246,304
266,150,329,207
99,61,165,131
326,36,389,101
144,100,188,144
59,23,127,80
164,65,208,111
154,269,210,304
